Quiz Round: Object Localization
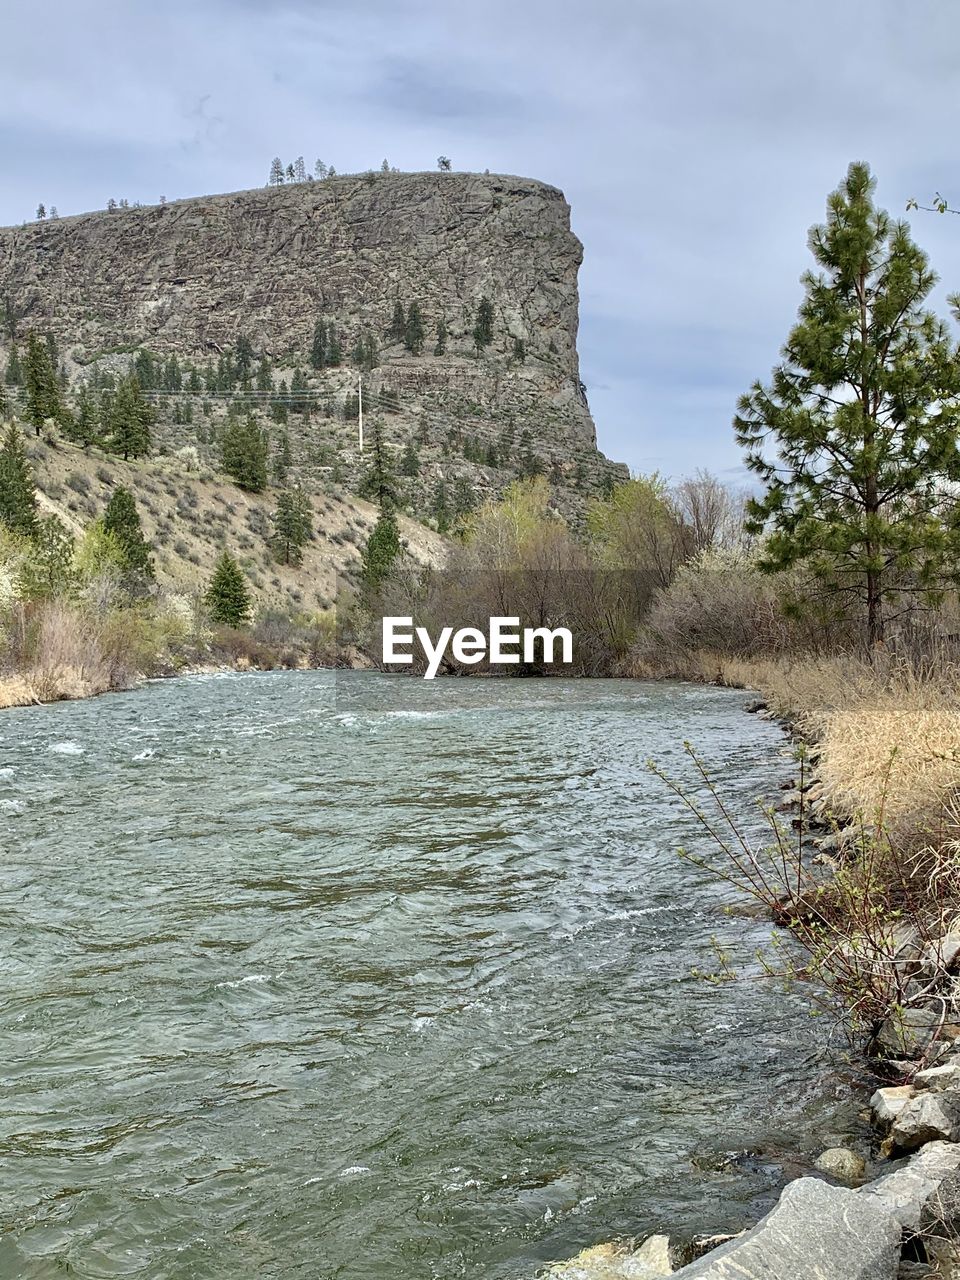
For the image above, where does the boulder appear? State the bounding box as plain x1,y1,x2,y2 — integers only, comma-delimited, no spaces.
814,1147,867,1183
862,1141,960,1232
921,935,960,977
914,1060,960,1092
546,1237,674,1279
669,1178,900,1279
876,1006,940,1057
872,1085,916,1127
888,1093,960,1152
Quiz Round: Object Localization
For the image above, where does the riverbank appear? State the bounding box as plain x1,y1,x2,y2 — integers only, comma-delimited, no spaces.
0,594,344,709
560,648,960,1277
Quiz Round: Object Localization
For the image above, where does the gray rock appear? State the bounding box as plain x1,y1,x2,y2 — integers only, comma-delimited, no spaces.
863,1141,960,1231
921,935,960,977
872,1085,916,1126
889,1093,960,1151
814,1147,867,1183
914,1060,960,1092
669,1177,900,1279
876,1006,940,1057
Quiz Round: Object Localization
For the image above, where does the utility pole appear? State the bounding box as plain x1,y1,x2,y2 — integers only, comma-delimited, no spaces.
358,373,364,453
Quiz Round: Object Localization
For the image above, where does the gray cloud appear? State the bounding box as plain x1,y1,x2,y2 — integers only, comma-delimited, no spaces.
2,0,960,476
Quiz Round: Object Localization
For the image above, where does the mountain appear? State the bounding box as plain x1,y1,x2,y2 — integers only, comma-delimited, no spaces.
0,170,627,604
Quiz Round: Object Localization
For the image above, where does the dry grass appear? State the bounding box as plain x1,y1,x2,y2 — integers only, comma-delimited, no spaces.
652,647,960,835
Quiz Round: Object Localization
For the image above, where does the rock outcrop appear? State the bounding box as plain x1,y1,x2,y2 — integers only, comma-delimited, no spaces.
0,172,625,515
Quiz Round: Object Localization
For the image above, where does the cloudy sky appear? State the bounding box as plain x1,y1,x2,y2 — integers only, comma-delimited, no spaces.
3,0,959,478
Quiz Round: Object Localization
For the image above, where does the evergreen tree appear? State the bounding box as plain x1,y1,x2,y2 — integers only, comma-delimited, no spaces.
5,343,21,386
326,325,342,365
269,157,285,186
352,329,379,371
235,334,254,386
431,478,451,533
389,300,406,342
103,486,154,578
404,302,425,355
285,163,296,182
473,297,495,353
310,317,326,370
512,336,526,363
358,420,399,509
36,204,45,220
434,318,447,356
314,159,328,179
270,485,313,565
23,331,62,434
360,511,402,595
18,516,75,599
219,415,268,491
293,156,307,183
274,429,292,483
206,551,252,626
69,382,100,448
0,424,38,537
106,375,153,459
256,357,273,392
735,161,960,647
399,439,420,476
437,156,452,172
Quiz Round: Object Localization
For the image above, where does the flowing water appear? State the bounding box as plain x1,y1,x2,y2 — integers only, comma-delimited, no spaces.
0,672,864,1280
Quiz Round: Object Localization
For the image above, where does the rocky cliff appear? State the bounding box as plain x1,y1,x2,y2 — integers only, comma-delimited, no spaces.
0,172,624,520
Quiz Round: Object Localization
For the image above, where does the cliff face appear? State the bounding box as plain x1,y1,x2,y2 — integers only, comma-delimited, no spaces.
0,172,624,513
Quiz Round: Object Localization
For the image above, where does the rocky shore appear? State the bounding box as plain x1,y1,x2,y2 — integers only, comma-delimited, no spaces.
548,696,960,1280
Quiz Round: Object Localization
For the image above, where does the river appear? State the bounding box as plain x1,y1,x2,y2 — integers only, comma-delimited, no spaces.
0,672,863,1279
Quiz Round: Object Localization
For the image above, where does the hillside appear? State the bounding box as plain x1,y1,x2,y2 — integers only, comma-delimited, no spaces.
0,171,627,540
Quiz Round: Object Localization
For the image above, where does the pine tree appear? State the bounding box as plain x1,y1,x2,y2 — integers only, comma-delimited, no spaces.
70,382,100,448
206,551,252,626
399,439,420,476
4,344,21,386
437,156,452,172
326,325,342,365
103,486,154,578
0,423,38,537
293,156,306,183
270,485,312,565
36,204,45,220
18,516,75,599
359,419,400,510
432,478,451,533
314,160,328,180
23,331,62,434
310,317,327,370
404,302,425,355
360,511,402,595
269,157,285,186
389,300,406,342
219,415,268,491
735,161,960,647
106,375,153,459
273,429,292,483
434,318,447,356
473,297,494,353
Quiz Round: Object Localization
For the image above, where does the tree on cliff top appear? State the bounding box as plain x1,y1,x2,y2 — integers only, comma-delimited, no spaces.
735,161,960,647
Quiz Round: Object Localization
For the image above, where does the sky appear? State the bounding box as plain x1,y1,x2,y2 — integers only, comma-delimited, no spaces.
3,0,960,480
